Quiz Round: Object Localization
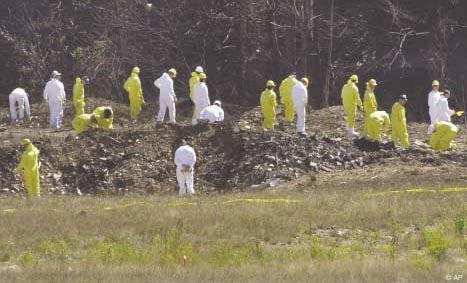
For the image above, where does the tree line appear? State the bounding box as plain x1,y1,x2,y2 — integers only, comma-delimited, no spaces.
1,0,466,121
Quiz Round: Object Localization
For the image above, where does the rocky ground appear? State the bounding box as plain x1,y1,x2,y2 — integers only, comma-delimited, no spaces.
1,97,466,195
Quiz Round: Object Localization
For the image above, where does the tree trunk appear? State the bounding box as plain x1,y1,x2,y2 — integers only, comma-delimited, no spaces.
322,0,334,108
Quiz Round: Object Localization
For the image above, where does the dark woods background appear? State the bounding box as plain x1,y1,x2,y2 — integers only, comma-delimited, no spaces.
1,0,467,121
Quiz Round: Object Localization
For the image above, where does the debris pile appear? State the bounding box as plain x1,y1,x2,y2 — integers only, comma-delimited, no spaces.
1,99,466,195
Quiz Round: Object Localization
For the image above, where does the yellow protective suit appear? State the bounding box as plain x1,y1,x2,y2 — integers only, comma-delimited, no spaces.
72,114,95,134
341,80,362,129
367,111,390,142
363,86,378,135
92,106,113,130
73,78,85,115
260,89,277,130
279,76,297,122
14,140,40,197
189,72,201,121
391,102,409,148
124,71,144,120
430,121,458,151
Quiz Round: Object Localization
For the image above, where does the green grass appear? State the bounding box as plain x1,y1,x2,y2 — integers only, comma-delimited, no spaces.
0,187,466,282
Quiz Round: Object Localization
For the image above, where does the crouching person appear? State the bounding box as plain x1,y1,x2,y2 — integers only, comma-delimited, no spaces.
174,141,197,196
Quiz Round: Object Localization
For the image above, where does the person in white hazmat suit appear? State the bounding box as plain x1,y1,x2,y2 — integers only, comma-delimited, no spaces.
427,80,441,134
292,77,309,135
154,68,177,124
43,70,66,128
9,88,31,123
199,100,224,124
434,90,456,123
174,141,197,196
193,73,211,125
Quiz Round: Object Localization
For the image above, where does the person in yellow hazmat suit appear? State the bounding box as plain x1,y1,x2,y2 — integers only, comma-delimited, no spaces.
279,74,298,122
14,139,40,197
72,114,98,134
92,106,113,130
260,80,277,130
73,77,87,116
124,67,145,121
430,121,458,151
366,111,390,142
391,95,409,149
341,74,362,136
363,79,379,135
189,66,204,125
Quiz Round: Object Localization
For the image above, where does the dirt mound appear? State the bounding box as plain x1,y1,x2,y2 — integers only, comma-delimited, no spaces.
1,98,467,195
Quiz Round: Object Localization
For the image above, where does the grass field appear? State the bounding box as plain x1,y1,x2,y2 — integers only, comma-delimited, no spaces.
1,166,466,283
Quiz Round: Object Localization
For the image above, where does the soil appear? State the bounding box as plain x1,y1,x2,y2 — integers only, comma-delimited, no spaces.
1,97,466,195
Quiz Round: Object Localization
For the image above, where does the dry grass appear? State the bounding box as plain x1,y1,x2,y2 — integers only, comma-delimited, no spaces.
0,173,466,283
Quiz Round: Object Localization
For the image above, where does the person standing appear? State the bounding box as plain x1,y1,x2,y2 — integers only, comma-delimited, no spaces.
292,77,309,135
154,68,177,124
391,95,409,149
14,139,40,197
124,67,145,122
341,74,362,136
434,90,456,123
73,77,87,116
9,88,30,124
363,79,378,136
279,74,298,122
174,142,197,196
193,73,210,125
189,66,204,125
260,80,277,130
43,70,66,129
427,80,441,134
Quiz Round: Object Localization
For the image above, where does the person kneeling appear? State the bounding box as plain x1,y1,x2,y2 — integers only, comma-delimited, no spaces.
198,100,224,124
72,114,99,134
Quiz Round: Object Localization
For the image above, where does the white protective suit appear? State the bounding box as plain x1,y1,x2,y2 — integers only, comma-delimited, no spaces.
193,82,210,125
434,96,455,123
154,73,176,123
9,88,30,121
174,145,197,195
199,105,224,124
43,78,66,128
292,81,308,134
427,89,441,134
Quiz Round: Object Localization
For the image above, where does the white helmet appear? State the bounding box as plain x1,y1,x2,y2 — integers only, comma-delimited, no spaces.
195,66,204,73
214,100,222,106
51,70,61,78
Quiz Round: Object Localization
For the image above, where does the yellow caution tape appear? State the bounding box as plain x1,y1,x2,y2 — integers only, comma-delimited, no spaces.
103,201,146,211
222,198,300,204
366,187,467,197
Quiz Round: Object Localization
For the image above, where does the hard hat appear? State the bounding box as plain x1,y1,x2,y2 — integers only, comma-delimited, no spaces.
168,68,177,76
368,79,378,86
432,80,440,86
52,70,61,78
195,66,204,73
350,74,358,83
301,77,309,87
22,138,31,145
214,100,222,106
199,73,207,79
266,80,276,87
399,94,408,101
132,67,140,74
